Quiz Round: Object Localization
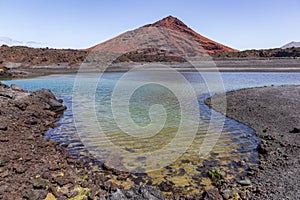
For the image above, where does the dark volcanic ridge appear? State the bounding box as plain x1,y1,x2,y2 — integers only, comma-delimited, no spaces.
214,47,300,59
0,45,88,66
1,45,300,67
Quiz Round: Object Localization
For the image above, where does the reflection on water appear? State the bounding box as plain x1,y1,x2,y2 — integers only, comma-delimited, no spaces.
2,72,300,193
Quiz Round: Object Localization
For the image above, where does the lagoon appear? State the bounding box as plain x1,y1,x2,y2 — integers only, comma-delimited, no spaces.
3,72,300,192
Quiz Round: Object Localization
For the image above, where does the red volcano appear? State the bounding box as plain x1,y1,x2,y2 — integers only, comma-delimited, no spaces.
88,16,238,57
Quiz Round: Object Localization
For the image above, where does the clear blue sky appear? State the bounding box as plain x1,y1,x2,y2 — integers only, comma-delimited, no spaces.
0,0,299,50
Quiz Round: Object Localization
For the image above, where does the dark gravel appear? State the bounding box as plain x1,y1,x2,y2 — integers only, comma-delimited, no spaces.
206,85,300,200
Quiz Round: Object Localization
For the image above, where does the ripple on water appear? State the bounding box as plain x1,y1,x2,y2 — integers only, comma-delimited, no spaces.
45,93,260,194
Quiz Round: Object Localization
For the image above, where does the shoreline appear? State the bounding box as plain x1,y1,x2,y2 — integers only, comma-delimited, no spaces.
1,58,300,79
205,85,300,200
0,82,137,199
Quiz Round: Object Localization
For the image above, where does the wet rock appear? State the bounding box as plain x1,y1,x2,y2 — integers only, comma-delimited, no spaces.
136,156,146,162
158,180,174,192
238,160,246,166
103,157,126,172
202,189,223,200
101,181,119,193
132,176,146,185
203,160,218,168
33,89,56,100
105,189,127,200
289,127,300,133
181,159,190,163
11,84,25,92
117,173,130,181
48,99,66,112
257,140,270,154
178,168,186,176
106,185,164,200
139,185,165,199
208,167,225,181
237,176,252,186
196,166,205,172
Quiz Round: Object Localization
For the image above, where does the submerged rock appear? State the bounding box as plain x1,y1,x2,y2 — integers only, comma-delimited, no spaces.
104,185,164,200
208,167,225,181
158,180,175,192
202,189,223,200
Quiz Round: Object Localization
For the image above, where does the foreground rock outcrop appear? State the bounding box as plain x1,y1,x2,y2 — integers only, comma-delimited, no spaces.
0,82,167,200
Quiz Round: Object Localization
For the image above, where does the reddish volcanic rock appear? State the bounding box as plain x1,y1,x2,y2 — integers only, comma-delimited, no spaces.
88,15,238,57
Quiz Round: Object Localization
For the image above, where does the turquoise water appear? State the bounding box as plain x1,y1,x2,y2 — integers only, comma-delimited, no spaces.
2,72,300,189
4,72,300,97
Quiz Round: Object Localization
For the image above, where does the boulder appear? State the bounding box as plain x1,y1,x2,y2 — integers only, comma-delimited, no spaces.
11,84,25,92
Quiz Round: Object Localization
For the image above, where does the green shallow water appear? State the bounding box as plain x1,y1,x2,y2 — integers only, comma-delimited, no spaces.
3,71,300,193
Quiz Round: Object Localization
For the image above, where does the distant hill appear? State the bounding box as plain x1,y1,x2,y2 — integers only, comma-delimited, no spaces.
0,36,46,48
88,15,238,59
214,47,300,59
0,45,87,65
281,41,300,49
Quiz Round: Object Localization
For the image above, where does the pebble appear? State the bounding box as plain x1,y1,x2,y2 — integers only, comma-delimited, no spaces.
32,177,49,189
203,189,223,200
158,181,174,192
237,177,251,186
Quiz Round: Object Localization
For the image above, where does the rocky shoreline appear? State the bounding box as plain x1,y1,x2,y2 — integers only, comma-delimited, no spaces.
206,85,300,200
0,82,163,200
